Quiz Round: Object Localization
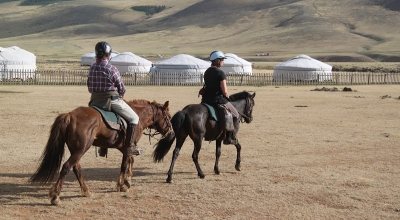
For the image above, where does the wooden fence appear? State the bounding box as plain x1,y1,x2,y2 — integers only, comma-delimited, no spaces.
1,69,400,86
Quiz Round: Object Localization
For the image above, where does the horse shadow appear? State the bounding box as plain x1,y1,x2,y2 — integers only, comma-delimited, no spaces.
0,166,162,204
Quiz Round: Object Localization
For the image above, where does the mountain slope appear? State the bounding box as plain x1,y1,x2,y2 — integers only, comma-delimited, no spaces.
0,0,398,61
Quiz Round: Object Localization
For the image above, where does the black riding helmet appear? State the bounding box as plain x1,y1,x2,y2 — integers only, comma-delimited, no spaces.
95,41,112,58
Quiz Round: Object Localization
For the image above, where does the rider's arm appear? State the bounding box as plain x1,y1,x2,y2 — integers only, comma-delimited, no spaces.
111,67,126,97
220,79,229,99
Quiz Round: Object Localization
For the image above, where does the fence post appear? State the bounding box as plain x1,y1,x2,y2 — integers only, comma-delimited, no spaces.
135,72,137,85
62,71,65,85
368,73,370,84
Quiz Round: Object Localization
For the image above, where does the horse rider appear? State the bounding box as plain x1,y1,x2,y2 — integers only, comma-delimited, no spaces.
201,50,240,145
87,41,142,156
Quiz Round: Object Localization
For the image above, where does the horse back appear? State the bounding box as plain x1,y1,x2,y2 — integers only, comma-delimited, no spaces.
182,104,209,122
180,104,220,139
68,106,121,148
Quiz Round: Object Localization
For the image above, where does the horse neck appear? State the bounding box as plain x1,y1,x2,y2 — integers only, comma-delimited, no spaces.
130,102,155,128
231,99,246,114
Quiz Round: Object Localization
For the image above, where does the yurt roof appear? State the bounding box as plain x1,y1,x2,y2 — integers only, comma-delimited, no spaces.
80,51,119,66
0,46,36,65
224,53,251,66
274,54,331,71
81,51,95,58
110,52,152,66
81,51,119,58
155,54,210,69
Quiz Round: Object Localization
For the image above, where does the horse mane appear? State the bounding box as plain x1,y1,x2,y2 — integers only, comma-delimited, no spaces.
229,91,251,102
129,99,166,109
130,99,151,105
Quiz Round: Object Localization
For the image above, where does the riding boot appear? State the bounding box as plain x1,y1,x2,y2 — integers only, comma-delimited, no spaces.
124,123,142,156
223,117,238,145
223,131,238,145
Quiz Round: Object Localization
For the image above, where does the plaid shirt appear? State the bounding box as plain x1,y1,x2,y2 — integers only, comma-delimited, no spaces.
87,59,126,95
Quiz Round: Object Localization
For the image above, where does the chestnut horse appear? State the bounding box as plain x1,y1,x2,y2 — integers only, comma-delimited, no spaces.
153,91,255,183
29,99,172,205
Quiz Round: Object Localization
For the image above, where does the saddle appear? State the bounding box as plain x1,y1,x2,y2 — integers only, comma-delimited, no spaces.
92,106,127,131
202,103,234,131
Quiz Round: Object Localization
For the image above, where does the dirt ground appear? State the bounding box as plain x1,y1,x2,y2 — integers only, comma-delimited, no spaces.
0,85,399,219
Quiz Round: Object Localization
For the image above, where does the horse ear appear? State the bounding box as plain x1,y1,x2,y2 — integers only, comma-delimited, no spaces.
251,92,256,98
163,101,169,108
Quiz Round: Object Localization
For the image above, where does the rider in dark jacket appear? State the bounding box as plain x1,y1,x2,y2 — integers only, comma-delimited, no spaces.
201,51,239,145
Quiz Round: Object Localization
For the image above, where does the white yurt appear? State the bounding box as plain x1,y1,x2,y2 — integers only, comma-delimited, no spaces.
273,54,332,82
221,53,253,75
80,51,119,66
0,46,36,81
110,52,152,74
152,54,210,83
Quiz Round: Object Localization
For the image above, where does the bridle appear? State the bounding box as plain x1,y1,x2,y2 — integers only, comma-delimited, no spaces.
238,96,254,123
143,103,172,143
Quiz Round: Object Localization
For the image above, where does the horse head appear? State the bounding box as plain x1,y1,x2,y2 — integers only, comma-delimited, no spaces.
230,91,256,123
150,100,173,136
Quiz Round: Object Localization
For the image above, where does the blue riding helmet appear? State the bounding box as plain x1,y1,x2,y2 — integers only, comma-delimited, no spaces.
95,41,112,58
209,51,226,61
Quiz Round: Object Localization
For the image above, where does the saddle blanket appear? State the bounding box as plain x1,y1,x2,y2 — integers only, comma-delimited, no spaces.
92,106,123,130
202,103,218,121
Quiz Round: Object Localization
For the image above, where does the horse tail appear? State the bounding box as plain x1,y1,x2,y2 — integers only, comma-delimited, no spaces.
29,113,70,185
153,110,185,162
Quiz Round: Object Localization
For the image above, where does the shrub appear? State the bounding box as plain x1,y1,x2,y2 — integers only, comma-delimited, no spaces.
19,0,71,6
131,5,166,15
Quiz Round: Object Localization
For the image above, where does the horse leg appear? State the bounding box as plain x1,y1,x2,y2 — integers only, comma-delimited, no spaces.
234,142,242,171
72,162,90,197
166,135,187,183
192,137,205,179
124,155,134,188
49,154,81,205
214,140,222,175
117,155,133,192
232,120,241,171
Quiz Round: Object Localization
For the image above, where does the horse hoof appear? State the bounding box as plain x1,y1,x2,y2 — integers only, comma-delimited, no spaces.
214,170,221,175
166,178,173,183
124,179,131,188
199,174,205,179
235,164,241,171
51,196,60,206
120,186,129,192
117,184,129,192
82,190,91,197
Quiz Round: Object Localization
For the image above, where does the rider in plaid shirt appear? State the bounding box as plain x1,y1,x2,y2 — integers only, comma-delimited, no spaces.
87,59,126,94
87,41,141,157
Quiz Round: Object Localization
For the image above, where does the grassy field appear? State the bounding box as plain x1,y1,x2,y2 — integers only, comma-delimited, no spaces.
0,85,399,219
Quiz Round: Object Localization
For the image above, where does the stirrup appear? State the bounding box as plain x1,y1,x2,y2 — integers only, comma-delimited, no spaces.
124,146,142,156
223,139,238,145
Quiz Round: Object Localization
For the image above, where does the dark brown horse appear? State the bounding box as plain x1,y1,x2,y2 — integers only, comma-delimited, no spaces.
29,99,172,205
153,91,255,183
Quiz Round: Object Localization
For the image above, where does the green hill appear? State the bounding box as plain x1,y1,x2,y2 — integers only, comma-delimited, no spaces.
0,0,399,62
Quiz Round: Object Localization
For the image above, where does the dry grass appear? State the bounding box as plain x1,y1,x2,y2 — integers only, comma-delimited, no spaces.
0,85,399,219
